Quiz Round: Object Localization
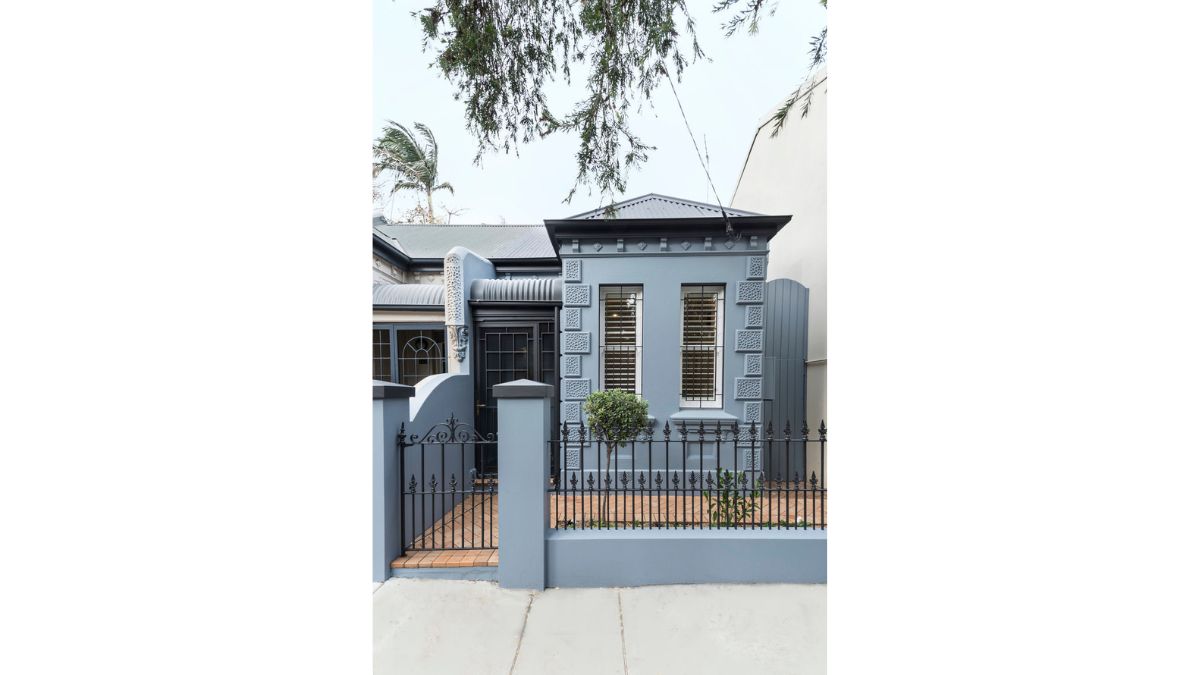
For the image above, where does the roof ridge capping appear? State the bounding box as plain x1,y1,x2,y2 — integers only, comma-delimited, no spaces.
379,222,544,228
562,193,764,220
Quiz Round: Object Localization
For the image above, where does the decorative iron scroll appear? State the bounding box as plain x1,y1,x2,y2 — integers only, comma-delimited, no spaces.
404,413,494,445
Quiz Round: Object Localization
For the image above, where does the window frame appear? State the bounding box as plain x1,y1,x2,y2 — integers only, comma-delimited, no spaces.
678,284,726,409
599,284,644,395
372,322,448,386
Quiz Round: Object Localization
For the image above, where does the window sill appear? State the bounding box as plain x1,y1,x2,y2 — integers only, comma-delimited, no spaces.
669,410,737,423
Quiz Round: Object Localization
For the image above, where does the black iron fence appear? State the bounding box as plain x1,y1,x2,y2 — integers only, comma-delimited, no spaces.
548,420,826,530
398,415,498,551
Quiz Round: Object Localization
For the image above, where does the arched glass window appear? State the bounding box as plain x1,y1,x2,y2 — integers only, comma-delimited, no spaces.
371,325,447,386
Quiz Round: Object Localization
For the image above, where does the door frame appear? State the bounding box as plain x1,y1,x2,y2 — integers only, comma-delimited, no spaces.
471,305,560,474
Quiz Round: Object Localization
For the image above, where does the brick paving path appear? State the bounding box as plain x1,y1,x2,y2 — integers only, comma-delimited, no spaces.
393,487,826,570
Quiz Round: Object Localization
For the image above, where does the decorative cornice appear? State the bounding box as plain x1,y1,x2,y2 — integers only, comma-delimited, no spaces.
443,250,466,325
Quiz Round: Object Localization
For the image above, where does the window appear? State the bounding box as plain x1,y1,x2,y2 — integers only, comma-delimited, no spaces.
680,285,725,407
373,328,393,382
600,285,643,394
372,325,447,386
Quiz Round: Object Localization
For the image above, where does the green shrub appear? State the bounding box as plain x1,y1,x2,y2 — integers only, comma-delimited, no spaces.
582,389,648,518
703,468,761,526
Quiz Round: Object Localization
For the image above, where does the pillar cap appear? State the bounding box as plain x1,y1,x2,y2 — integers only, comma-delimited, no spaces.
373,380,415,400
492,379,555,399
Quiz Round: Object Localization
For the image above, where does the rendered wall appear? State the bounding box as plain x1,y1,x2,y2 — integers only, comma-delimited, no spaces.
373,382,412,582
442,246,495,375
731,69,827,441
558,243,769,477
546,529,827,587
408,373,472,428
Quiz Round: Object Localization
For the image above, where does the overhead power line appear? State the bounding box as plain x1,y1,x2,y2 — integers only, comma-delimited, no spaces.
663,70,736,238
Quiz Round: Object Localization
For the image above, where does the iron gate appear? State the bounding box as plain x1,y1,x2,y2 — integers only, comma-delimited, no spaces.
398,414,498,551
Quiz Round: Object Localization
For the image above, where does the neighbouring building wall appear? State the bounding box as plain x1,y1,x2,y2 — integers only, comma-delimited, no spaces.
373,254,412,284
731,69,828,443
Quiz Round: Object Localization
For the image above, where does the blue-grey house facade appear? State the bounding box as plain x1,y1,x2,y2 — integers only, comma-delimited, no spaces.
372,194,805,479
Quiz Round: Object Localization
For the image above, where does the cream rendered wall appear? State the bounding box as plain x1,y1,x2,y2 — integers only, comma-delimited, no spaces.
373,254,410,284
372,310,444,323
731,69,828,442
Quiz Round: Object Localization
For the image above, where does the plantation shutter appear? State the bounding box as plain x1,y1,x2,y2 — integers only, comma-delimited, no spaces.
601,286,641,392
681,286,723,401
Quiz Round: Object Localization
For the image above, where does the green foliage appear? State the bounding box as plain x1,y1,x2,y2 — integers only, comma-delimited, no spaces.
582,389,649,445
412,1,825,204
703,468,762,526
373,120,455,219
767,28,826,137
416,0,701,204
412,0,825,205
582,389,648,516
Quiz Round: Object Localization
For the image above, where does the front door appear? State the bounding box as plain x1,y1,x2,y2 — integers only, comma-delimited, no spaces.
473,321,558,475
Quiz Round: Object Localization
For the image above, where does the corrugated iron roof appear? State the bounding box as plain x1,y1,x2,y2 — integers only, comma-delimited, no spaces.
372,283,445,306
373,223,555,259
565,193,763,220
470,278,562,303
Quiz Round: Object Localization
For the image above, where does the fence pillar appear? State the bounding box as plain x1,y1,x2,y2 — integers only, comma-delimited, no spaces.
373,380,414,583
494,379,554,590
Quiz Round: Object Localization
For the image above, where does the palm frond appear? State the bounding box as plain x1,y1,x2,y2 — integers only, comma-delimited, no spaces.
413,122,439,179
389,180,424,194
432,181,455,194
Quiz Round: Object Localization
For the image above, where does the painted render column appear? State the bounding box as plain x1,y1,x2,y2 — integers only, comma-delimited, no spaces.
494,379,554,590
373,380,414,583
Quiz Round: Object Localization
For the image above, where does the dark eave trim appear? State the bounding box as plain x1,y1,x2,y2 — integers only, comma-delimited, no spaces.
468,300,560,307
490,257,561,266
372,233,413,266
542,215,792,243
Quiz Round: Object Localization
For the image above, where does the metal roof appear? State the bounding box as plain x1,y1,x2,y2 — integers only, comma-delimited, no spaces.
373,223,556,259
470,278,562,303
564,193,763,220
372,283,445,306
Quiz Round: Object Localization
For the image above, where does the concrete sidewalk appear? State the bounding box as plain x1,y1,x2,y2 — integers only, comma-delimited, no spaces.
373,579,826,675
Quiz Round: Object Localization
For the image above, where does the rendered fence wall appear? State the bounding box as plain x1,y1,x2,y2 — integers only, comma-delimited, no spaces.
373,381,413,583
496,381,828,590
546,529,827,587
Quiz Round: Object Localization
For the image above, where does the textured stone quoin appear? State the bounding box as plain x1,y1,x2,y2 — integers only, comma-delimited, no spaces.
563,258,582,282
745,305,764,328
746,256,767,280
735,377,763,400
736,281,765,304
563,401,582,423
735,330,764,352
562,332,591,354
562,307,582,330
743,401,762,423
563,378,592,400
563,284,591,307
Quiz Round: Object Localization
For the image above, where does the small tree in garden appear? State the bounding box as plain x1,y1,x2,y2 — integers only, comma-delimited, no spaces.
582,389,649,521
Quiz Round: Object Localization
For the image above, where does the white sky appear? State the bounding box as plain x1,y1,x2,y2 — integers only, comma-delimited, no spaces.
373,0,826,223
